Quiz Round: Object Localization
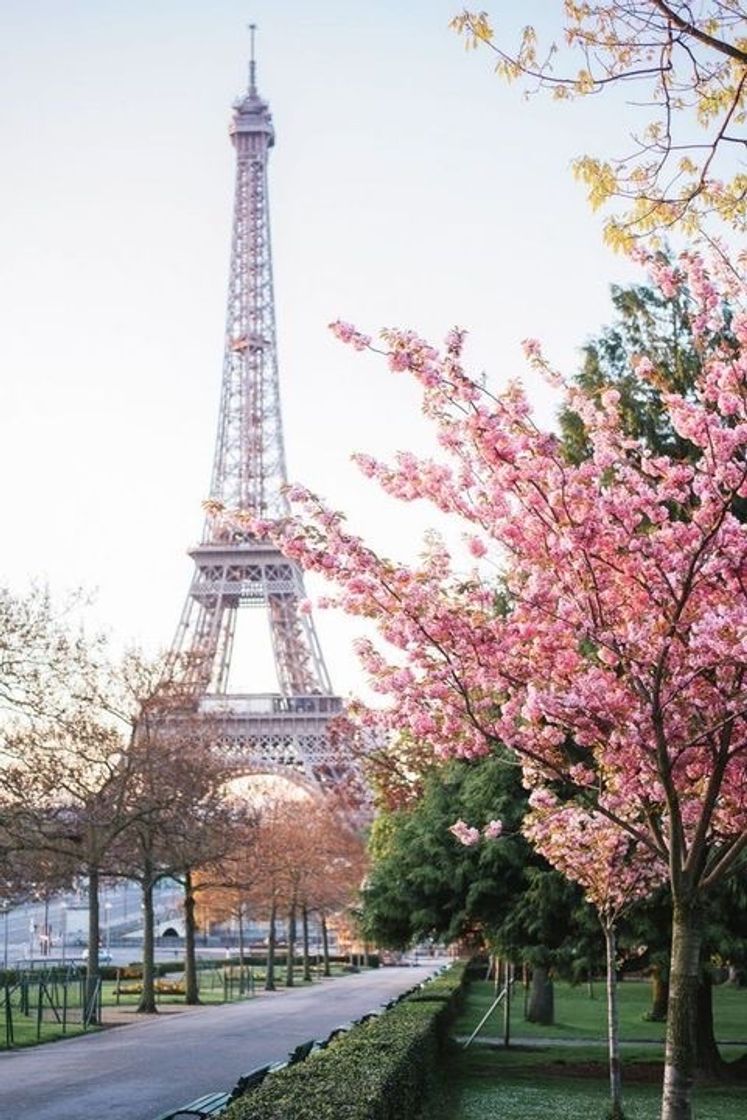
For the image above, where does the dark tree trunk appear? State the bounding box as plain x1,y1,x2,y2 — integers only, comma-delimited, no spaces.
302,904,312,982
649,966,669,1022
285,900,297,987
85,865,101,1024
137,869,158,1013
694,970,726,1080
183,868,199,1005
503,959,512,1048
265,900,277,992
526,965,554,1025
321,912,331,978
661,900,702,1120
238,906,246,995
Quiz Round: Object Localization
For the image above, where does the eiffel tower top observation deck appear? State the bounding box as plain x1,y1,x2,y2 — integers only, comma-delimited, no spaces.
167,32,348,791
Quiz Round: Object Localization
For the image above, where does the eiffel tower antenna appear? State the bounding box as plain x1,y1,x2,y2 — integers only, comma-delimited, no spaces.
248,23,257,94
165,37,355,797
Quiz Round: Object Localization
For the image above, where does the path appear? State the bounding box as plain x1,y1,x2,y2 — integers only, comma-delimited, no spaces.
0,962,442,1120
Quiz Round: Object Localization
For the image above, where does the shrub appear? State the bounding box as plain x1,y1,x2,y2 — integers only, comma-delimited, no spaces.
223,964,464,1120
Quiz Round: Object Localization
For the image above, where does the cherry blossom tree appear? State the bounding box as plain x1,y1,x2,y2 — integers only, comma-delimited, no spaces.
524,790,666,1119
224,250,747,1120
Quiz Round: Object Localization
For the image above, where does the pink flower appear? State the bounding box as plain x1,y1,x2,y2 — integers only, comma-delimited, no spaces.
449,820,480,846
483,819,503,839
328,320,371,351
468,536,488,558
600,388,621,410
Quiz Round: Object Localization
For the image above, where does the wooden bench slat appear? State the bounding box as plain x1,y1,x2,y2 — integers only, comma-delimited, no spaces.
152,1090,232,1119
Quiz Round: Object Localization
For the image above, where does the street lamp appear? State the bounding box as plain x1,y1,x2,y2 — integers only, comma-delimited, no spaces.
42,895,50,957
1,904,9,972
104,901,112,951
61,903,67,964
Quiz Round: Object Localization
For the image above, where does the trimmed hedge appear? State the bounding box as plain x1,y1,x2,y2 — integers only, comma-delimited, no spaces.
97,954,377,983
223,964,465,1120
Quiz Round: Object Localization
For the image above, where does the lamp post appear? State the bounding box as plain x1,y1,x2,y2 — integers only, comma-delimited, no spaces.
104,901,112,952
42,895,50,957
60,903,67,964
2,905,9,971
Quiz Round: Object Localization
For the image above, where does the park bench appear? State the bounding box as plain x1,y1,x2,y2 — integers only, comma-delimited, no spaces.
153,1090,232,1119
287,1038,316,1065
228,1063,272,1100
325,1020,355,1044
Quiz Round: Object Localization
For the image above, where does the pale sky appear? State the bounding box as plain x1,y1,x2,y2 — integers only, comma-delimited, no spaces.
0,1,644,697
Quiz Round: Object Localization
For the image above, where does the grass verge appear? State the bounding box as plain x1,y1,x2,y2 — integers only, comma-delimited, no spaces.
447,980,747,1120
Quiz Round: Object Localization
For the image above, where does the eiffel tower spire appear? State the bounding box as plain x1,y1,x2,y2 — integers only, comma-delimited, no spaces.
166,35,350,792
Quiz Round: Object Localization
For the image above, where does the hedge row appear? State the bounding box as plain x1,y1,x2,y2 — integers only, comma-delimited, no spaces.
222,963,465,1120
97,954,377,983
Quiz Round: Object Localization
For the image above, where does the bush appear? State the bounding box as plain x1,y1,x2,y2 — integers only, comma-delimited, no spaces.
223,964,464,1120
404,965,466,1015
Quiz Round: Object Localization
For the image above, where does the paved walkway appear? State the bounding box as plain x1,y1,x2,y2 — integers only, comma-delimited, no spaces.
0,963,442,1120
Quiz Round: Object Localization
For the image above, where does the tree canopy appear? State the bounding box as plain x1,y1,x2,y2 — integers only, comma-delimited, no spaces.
452,4,747,249
229,248,747,1120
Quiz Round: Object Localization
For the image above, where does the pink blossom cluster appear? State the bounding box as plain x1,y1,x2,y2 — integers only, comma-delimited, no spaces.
524,795,666,918
229,252,747,891
449,819,480,846
449,818,503,846
328,320,371,351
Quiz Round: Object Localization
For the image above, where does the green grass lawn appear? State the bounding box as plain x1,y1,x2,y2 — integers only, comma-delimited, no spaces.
445,981,747,1120
456,979,747,1044
452,1048,747,1120
0,962,356,1047
104,962,350,1007
0,1018,91,1048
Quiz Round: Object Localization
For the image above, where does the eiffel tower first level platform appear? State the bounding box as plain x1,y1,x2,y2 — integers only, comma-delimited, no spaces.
163,31,355,800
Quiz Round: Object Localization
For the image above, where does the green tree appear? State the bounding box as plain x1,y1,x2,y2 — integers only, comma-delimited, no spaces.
560,273,704,464
361,753,601,1024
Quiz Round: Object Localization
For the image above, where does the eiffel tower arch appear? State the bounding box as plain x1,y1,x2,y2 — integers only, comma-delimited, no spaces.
165,32,355,801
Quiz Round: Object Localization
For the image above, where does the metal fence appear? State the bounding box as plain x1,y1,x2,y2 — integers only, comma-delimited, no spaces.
1,967,102,1047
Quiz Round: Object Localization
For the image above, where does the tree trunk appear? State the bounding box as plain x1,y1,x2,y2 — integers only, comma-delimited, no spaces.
265,900,277,992
649,966,669,1022
238,906,246,995
526,964,554,1025
694,970,726,1080
321,912,331,978
285,899,297,987
603,919,624,1120
661,901,702,1120
85,865,101,1024
137,871,157,1013
183,869,199,1005
503,959,512,1048
302,904,311,982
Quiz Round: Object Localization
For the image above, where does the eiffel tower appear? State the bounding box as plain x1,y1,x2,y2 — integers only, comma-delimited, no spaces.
166,31,349,794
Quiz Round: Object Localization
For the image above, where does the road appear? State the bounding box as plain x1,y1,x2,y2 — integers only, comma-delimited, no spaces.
0,961,443,1120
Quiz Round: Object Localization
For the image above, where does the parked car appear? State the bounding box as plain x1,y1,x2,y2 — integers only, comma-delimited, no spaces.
81,948,113,964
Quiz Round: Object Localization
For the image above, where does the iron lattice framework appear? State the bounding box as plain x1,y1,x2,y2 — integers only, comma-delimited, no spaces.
167,40,351,793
